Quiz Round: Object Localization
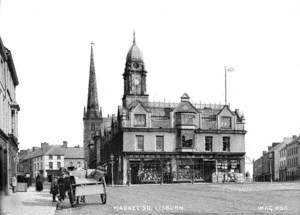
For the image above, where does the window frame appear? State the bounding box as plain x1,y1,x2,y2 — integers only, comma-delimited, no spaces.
222,136,230,152
136,135,144,151
205,136,213,152
156,136,164,152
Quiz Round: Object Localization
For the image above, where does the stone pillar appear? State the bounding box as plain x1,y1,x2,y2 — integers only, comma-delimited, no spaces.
122,157,128,185
240,157,245,175
171,157,177,182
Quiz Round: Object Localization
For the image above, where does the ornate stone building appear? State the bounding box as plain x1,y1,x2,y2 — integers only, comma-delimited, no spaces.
84,34,246,184
0,37,20,194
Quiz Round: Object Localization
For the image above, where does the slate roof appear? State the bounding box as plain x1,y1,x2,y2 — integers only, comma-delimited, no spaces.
65,147,84,159
20,145,84,160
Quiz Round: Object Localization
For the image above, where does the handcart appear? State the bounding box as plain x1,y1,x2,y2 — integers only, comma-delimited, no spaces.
58,168,107,207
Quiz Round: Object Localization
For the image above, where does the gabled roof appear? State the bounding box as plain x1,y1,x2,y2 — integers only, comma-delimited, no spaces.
45,146,65,155
65,147,84,159
216,105,235,116
174,101,198,113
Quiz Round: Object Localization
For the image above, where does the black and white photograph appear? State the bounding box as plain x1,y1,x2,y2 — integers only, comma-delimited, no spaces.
0,0,300,214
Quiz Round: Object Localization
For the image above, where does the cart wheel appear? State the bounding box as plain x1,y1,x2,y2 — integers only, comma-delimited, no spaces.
100,193,107,204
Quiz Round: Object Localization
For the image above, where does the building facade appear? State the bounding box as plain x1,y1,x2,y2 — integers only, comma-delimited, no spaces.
64,146,85,170
18,141,85,181
254,136,297,182
84,34,247,185
285,136,300,181
0,37,20,194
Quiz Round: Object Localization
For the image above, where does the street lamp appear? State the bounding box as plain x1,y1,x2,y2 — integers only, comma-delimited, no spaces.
269,153,273,183
110,154,114,186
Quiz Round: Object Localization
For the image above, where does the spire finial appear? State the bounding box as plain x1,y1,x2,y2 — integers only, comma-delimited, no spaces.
133,31,136,45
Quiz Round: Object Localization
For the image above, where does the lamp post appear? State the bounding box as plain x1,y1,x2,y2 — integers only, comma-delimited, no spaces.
110,154,114,186
269,153,273,183
88,140,95,169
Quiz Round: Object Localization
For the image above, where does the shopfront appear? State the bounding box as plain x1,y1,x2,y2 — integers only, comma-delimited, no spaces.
124,152,245,184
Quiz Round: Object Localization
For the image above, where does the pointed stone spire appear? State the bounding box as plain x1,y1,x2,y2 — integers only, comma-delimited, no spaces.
86,42,100,118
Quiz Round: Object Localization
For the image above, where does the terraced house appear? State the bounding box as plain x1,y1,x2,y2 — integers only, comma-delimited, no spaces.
18,141,84,182
84,34,247,185
0,37,20,194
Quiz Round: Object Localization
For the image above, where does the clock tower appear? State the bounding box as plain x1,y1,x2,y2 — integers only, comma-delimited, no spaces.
122,32,148,107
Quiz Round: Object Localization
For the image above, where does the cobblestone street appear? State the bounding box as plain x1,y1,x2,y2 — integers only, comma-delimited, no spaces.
55,182,300,215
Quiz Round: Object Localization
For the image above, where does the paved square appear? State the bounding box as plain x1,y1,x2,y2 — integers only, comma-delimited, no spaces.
55,182,300,215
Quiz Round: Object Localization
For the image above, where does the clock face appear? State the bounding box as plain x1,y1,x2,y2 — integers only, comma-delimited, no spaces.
133,62,139,69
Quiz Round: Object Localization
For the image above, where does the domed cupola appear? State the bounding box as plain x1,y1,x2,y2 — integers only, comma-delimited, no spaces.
126,32,144,63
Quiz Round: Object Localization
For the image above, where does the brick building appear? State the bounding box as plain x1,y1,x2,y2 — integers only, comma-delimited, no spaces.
0,37,20,194
84,34,247,185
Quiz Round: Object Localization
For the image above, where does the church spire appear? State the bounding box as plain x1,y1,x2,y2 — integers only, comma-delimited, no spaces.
86,42,100,118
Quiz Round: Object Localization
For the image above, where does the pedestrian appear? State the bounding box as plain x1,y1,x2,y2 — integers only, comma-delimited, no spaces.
11,175,17,193
36,173,44,191
50,177,59,202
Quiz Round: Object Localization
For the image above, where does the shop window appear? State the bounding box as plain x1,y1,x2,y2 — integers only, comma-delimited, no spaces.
205,136,213,151
223,136,230,152
49,162,53,170
156,136,164,151
136,135,144,151
221,116,232,129
57,162,61,169
134,114,146,127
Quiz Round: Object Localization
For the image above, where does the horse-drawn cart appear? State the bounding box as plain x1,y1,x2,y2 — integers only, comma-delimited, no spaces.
57,168,107,207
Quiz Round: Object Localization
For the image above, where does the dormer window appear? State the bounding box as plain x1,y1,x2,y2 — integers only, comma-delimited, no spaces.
221,116,232,129
134,114,146,127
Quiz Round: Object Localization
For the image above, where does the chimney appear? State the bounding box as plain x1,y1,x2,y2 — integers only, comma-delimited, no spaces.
32,146,39,152
62,141,68,148
41,142,49,150
293,135,297,140
263,151,267,155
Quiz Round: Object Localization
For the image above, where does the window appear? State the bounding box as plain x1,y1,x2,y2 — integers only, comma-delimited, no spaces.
49,155,53,160
49,162,53,170
136,135,144,151
91,123,95,131
57,155,61,160
134,114,146,127
156,136,164,151
221,117,232,129
205,136,213,151
223,136,230,152
57,162,61,169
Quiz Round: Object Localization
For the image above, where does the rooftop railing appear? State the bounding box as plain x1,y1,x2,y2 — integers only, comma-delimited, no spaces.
146,101,225,109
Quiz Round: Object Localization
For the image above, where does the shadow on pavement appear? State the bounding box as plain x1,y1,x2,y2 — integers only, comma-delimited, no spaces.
22,198,56,207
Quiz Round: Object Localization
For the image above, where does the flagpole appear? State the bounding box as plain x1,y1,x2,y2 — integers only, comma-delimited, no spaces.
225,66,227,105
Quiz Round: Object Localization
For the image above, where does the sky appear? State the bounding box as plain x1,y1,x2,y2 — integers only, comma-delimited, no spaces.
0,0,300,160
